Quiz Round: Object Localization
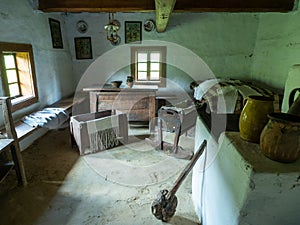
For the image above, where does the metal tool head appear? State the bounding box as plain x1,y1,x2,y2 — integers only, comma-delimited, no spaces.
151,189,178,222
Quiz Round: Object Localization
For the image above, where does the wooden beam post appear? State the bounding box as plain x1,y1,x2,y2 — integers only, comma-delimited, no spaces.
38,0,294,13
155,0,176,33
1,97,27,186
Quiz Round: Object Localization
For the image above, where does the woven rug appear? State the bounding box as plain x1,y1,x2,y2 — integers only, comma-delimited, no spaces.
83,133,194,187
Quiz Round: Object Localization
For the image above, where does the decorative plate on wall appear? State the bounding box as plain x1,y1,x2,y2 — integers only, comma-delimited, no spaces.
144,20,155,32
77,20,88,33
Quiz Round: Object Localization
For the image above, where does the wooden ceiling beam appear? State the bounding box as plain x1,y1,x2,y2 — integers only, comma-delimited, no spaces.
155,0,176,33
38,0,155,12
38,0,295,13
174,0,295,12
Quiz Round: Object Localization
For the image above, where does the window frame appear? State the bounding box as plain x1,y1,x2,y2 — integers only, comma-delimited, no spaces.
0,42,39,112
130,46,166,87
3,52,22,98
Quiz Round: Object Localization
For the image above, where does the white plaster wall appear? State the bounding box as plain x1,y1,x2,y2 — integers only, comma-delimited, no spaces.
194,128,300,225
0,0,74,120
192,117,220,223
251,5,300,90
240,172,300,225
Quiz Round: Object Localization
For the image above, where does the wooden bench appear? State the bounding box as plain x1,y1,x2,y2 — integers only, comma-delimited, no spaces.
14,96,84,141
0,96,85,185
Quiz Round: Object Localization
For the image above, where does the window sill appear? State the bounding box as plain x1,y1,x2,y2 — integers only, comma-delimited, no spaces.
133,84,158,90
135,81,166,87
11,95,38,112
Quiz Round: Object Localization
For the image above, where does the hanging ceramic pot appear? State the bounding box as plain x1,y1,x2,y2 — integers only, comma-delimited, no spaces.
260,113,300,163
239,95,274,143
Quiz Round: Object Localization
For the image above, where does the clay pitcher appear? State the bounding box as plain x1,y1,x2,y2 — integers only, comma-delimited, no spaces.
260,113,300,163
239,95,274,143
288,88,300,116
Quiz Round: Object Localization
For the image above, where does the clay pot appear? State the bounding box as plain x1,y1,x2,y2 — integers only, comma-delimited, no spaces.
260,113,300,163
239,95,274,143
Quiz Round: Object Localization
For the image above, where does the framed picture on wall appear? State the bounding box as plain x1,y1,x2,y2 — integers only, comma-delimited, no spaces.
74,37,93,60
49,18,63,49
125,21,142,44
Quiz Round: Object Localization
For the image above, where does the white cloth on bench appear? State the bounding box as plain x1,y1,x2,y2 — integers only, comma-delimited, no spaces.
22,108,69,129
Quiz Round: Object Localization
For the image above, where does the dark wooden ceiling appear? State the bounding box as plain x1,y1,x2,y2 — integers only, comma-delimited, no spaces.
38,0,295,13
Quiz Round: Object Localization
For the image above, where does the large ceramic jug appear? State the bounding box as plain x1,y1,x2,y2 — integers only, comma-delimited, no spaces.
260,113,300,163
239,95,274,143
288,87,300,116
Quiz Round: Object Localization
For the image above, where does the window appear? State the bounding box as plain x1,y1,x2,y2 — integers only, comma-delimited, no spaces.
131,46,166,87
0,43,38,111
3,53,22,98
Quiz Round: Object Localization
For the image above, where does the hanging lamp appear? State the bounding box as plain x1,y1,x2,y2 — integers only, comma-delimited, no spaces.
104,13,120,46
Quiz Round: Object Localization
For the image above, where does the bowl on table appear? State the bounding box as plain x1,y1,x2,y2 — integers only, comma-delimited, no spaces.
111,81,122,88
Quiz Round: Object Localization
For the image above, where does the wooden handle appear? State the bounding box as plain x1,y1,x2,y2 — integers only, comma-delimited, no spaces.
166,139,207,200
243,97,249,106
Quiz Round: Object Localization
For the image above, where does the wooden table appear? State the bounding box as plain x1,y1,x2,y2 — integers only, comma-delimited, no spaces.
83,86,157,122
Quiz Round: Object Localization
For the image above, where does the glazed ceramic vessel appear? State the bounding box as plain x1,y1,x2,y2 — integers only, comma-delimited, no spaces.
126,76,134,88
260,113,300,163
239,95,274,143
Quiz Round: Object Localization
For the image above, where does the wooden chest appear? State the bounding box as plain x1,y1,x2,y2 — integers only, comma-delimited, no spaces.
88,89,156,122
70,110,128,155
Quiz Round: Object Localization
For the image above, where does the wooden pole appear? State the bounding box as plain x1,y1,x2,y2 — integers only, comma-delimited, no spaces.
1,97,27,186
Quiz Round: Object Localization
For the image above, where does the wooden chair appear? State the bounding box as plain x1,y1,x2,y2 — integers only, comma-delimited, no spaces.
0,97,27,186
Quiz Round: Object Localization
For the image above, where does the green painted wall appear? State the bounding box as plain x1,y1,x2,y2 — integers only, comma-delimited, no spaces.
251,7,300,90
65,12,260,100
0,0,74,119
1,0,299,115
